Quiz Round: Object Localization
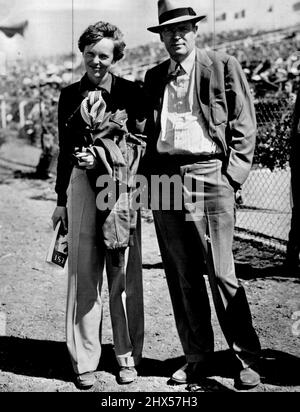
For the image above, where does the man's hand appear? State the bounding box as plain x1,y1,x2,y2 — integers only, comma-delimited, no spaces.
235,188,243,206
51,206,68,232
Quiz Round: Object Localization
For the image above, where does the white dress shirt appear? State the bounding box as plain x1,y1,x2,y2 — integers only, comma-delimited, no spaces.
157,48,218,155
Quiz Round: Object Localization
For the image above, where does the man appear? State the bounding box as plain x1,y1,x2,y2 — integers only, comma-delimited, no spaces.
286,87,300,271
143,0,261,389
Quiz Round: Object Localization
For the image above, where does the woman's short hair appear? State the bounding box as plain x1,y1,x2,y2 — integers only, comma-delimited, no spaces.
78,21,126,62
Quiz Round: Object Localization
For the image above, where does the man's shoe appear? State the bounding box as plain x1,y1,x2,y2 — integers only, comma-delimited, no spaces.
171,363,189,384
171,362,207,384
235,367,260,389
118,367,137,384
76,371,96,389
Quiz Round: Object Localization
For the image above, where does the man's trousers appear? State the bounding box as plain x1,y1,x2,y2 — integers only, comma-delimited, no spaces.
152,158,261,368
287,170,300,263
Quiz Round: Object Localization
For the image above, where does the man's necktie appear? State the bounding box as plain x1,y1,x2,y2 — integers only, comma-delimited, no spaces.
167,63,183,82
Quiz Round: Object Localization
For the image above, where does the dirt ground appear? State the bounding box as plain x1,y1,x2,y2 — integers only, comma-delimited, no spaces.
0,156,299,393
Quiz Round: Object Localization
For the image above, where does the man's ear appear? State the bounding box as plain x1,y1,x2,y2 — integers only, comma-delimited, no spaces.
193,24,198,34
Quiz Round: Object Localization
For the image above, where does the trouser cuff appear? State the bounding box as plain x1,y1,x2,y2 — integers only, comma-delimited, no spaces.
116,355,141,367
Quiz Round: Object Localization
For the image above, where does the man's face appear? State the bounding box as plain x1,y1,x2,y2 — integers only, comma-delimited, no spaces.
160,21,197,62
83,38,115,84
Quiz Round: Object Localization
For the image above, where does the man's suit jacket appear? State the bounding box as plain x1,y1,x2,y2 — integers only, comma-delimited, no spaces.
290,87,300,171
289,87,300,207
143,48,257,188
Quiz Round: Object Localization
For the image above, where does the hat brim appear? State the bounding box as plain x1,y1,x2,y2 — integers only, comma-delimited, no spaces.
147,15,206,33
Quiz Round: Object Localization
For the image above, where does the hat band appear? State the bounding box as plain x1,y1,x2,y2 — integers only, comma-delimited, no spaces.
159,7,196,24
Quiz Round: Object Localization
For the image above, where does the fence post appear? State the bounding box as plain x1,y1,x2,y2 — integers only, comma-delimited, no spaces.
0,99,6,129
19,100,28,127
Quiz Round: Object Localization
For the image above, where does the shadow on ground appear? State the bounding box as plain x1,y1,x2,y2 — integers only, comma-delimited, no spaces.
0,336,73,382
143,261,300,282
236,262,300,281
0,337,184,383
142,262,164,270
258,349,300,387
0,337,299,389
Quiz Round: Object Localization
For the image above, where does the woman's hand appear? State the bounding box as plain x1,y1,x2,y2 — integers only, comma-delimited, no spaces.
75,149,97,169
51,206,68,232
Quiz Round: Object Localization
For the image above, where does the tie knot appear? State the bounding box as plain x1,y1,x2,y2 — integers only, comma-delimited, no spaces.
174,63,182,74
167,63,183,82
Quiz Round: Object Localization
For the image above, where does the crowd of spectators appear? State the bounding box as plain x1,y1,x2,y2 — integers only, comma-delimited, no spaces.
118,26,300,99
0,25,299,158
221,31,300,100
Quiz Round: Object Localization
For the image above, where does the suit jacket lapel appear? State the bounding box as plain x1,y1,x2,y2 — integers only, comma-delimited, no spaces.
195,48,212,122
154,60,170,126
157,60,170,107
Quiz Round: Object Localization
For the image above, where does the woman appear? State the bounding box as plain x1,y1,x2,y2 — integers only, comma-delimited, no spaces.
51,21,145,389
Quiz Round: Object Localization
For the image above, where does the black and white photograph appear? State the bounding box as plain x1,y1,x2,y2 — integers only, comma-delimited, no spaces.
0,0,299,394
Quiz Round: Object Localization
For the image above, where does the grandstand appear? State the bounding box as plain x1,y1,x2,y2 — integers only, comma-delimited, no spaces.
198,0,300,34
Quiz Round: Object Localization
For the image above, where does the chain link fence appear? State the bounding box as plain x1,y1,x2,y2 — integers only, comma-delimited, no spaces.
235,96,294,249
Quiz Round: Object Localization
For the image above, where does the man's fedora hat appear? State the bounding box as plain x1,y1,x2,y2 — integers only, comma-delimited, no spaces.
147,0,206,33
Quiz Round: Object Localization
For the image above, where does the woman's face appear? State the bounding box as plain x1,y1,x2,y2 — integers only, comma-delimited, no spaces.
83,38,115,84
